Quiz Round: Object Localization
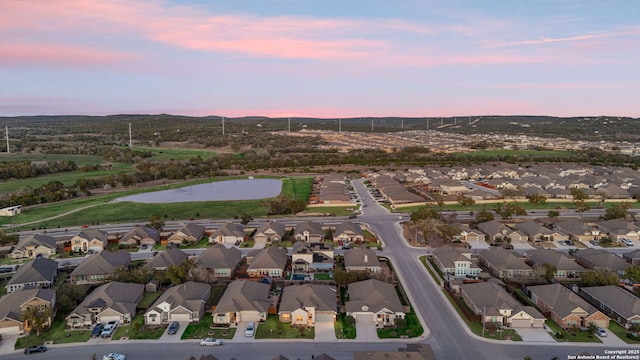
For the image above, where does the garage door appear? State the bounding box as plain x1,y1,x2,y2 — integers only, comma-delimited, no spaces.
0,326,20,335
315,313,335,323
510,319,531,328
170,314,192,322
100,316,121,324
353,313,374,322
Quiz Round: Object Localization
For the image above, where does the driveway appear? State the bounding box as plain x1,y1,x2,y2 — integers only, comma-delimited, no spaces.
232,322,256,342
0,334,18,355
355,321,378,341
517,328,555,342
158,321,189,343
314,321,336,341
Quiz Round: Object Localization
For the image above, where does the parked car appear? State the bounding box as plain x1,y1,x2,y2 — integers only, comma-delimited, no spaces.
245,322,256,337
24,345,47,354
100,321,118,338
167,321,180,335
199,338,222,346
102,353,126,360
621,238,634,247
590,240,599,246
596,328,607,337
91,323,105,337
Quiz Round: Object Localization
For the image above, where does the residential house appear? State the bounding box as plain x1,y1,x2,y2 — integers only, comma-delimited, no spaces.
70,229,109,253
525,249,586,280
527,284,609,329
554,220,600,243
246,247,288,278
460,281,545,328
291,242,334,273
451,223,485,242
66,282,144,328
69,250,130,285
478,248,536,280
623,250,640,265
144,281,211,325
332,222,364,244
580,286,640,329
167,223,206,245
0,288,56,335
209,223,245,245
429,179,469,195
119,226,160,247
597,219,639,241
346,279,405,326
431,245,481,280
11,234,56,260
573,249,630,277
278,284,337,325
146,248,189,271
514,220,567,242
194,244,242,278
344,247,381,273
294,221,324,242
6,257,58,293
212,280,270,324
253,221,287,244
477,220,527,243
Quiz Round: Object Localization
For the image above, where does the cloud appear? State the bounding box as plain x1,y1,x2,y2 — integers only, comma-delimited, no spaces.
0,42,136,67
476,29,640,50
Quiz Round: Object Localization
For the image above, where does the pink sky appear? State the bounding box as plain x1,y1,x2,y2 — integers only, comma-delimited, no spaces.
0,0,638,117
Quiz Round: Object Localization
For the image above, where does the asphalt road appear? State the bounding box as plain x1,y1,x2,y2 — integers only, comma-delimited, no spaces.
8,180,640,360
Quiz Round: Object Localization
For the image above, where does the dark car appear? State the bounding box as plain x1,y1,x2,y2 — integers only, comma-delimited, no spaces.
24,345,47,354
167,321,179,335
91,323,105,337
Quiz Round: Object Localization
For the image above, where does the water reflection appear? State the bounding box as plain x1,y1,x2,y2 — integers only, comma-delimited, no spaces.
113,179,282,203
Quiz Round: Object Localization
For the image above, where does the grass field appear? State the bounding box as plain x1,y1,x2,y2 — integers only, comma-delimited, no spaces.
0,176,314,229
181,313,236,340
255,315,315,339
132,146,217,161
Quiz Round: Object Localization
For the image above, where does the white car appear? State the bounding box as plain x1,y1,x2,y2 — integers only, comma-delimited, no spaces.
596,328,607,337
245,322,256,337
103,353,126,360
199,337,222,346
621,238,634,246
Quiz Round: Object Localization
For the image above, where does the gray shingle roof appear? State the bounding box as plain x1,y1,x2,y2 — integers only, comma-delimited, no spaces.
247,247,288,271
148,281,211,313
479,248,533,271
68,282,144,319
526,249,585,271
0,288,55,322
147,248,189,269
528,283,598,318
7,257,58,286
346,279,403,313
344,246,381,269
573,249,630,272
195,244,242,269
278,284,336,313
214,280,270,313
581,285,640,320
14,233,56,252
70,250,130,276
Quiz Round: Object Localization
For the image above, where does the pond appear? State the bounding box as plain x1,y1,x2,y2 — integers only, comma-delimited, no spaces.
113,178,282,203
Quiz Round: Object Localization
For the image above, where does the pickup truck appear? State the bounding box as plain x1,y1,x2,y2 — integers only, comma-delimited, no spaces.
100,321,118,338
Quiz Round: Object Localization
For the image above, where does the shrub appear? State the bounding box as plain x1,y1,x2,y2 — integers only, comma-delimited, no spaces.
344,316,355,326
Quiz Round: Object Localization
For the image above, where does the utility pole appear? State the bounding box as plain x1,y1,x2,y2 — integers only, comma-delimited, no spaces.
222,116,225,135
426,118,429,131
401,119,404,129
371,119,374,131
128,123,132,148
5,126,9,154
339,118,342,133
288,117,291,132
482,307,486,337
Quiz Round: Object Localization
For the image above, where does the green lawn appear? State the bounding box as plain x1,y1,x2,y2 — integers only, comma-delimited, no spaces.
377,310,423,338
112,314,164,340
15,316,91,348
314,273,332,280
544,319,601,343
138,291,162,309
255,315,315,339
606,321,640,344
132,146,217,161
419,256,441,286
334,314,356,339
302,206,354,216
181,313,236,340
280,177,313,201
0,175,314,230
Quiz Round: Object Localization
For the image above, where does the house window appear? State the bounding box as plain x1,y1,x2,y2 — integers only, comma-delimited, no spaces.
295,316,304,322
282,314,290,321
